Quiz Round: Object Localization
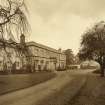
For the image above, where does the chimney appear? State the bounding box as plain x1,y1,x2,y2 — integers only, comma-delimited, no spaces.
58,48,62,53
20,34,25,44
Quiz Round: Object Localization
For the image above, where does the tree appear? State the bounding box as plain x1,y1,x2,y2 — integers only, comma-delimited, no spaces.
0,0,30,41
0,0,31,72
79,21,105,77
74,53,81,64
64,49,75,65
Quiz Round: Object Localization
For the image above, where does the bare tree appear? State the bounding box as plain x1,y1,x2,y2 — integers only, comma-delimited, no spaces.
0,0,30,41
0,0,31,73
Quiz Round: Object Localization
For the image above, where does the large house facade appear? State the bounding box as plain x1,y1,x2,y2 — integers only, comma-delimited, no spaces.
0,35,66,73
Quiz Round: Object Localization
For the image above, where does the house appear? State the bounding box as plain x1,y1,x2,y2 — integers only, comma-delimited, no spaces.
0,34,66,73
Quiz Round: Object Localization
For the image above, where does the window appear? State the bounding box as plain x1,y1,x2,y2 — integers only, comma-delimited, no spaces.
41,60,44,64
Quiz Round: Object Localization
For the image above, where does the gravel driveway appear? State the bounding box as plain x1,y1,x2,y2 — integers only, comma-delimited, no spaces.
0,70,91,105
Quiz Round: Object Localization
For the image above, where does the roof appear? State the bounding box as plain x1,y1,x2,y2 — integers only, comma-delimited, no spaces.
26,41,62,54
0,39,65,55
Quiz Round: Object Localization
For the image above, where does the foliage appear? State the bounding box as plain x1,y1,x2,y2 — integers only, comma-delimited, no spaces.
64,49,75,65
79,21,105,76
75,53,81,64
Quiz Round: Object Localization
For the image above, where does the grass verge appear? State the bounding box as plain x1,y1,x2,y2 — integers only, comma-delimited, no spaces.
0,71,56,95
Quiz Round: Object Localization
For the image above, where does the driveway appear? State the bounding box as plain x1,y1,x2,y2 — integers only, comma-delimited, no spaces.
0,70,91,105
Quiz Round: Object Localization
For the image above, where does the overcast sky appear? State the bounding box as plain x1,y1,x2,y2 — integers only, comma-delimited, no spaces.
26,0,105,54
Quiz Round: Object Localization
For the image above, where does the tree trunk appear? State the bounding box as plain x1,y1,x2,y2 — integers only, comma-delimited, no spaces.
100,65,104,77
98,56,105,77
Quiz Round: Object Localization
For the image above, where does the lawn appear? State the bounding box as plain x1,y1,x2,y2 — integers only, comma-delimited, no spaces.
0,72,56,95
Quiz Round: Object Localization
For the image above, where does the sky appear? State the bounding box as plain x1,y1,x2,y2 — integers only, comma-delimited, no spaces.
26,0,105,54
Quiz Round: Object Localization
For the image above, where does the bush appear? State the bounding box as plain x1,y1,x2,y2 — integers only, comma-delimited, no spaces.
92,69,101,74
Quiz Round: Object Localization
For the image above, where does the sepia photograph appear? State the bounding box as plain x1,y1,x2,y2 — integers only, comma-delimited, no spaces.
0,0,105,105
